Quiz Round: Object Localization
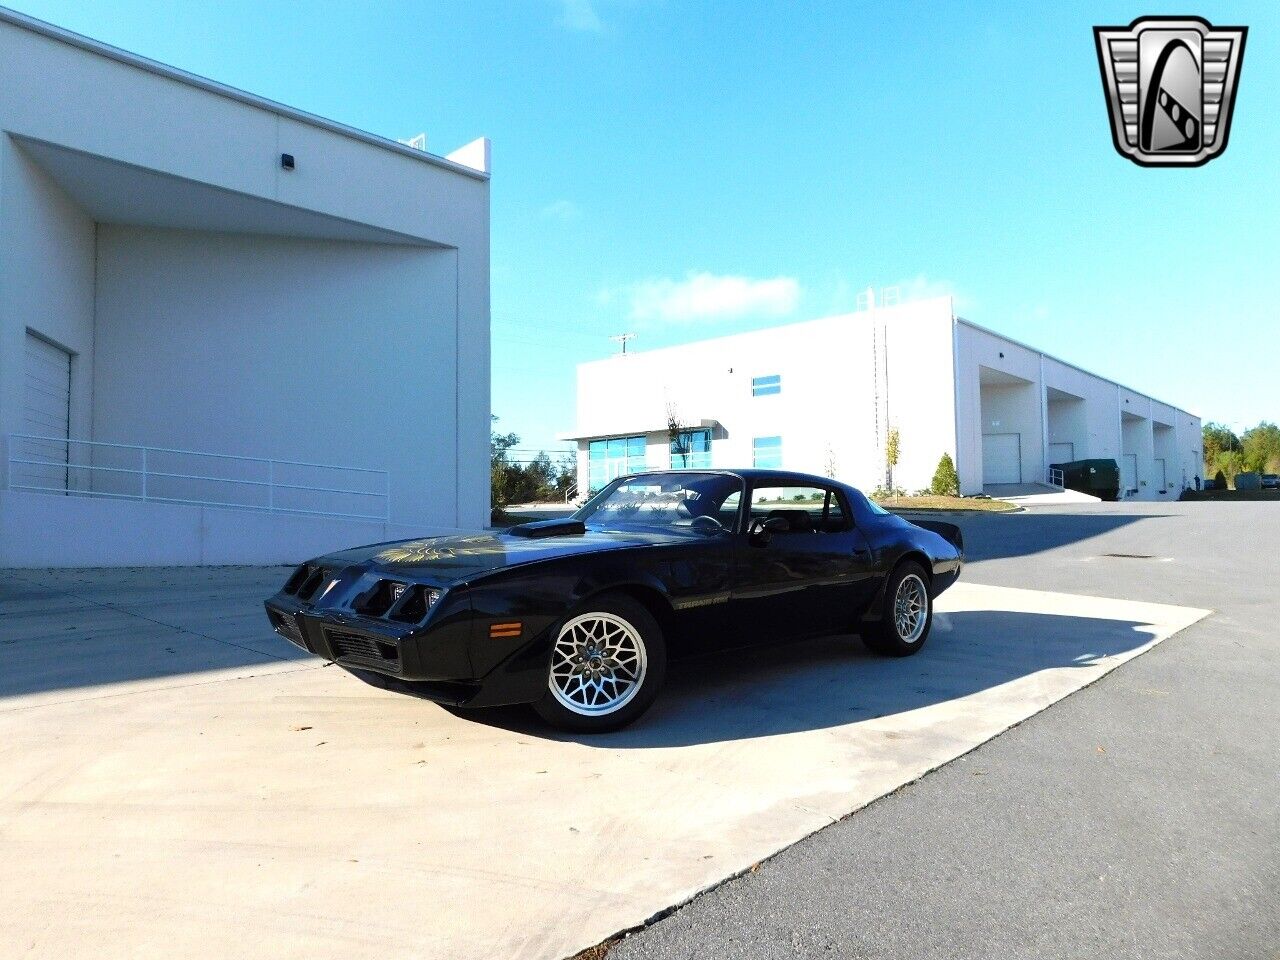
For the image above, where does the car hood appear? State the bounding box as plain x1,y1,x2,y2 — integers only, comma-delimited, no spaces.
316,527,695,584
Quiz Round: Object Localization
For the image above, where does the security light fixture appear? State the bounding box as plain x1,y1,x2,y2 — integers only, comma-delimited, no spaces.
281,153,295,170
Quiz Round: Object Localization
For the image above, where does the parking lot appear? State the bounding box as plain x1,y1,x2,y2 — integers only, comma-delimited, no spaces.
1,502,1274,960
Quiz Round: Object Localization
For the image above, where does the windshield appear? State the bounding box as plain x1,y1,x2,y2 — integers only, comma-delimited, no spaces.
574,473,744,533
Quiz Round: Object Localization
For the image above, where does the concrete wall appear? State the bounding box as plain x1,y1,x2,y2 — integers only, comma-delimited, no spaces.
0,139,96,454
954,323,1043,494
955,320,1199,499
0,11,491,564
1046,394,1087,462
977,380,1042,484
91,226,461,526
573,299,1203,503
0,489,452,567
1043,356,1125,463
571,297,958,496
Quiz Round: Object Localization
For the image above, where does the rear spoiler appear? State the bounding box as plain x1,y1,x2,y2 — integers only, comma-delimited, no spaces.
911,519,964,554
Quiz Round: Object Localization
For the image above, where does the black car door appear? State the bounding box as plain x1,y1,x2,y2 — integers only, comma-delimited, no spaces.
731,482,877,641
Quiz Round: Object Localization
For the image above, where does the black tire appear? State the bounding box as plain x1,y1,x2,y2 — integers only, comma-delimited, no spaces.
862,561,933,657
532,592,667,733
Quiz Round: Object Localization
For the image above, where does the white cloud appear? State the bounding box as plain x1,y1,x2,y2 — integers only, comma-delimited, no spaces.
559,0,603,31
623,272,802,324
540,199,582,222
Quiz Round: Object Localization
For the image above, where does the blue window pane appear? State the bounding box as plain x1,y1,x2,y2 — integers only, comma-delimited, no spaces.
752,374,781,397
589,435,647,480
753,436,782,469
671,429,712,468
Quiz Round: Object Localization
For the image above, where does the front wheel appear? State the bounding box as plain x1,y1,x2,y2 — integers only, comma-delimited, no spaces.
532,593,667,733
862,562,933,657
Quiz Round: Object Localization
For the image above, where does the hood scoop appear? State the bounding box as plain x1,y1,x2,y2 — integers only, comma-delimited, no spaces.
507,518,587,539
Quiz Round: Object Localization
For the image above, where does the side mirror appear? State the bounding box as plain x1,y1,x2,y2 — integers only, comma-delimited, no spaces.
748,515,790,546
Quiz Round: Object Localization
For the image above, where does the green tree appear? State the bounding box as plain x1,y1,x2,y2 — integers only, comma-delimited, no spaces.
491,417,579,517
930,453,960,497
1241,422,1280,474
490,418,522,512
885,426,900,493
1214,450,1246,488
1202,422,1241,474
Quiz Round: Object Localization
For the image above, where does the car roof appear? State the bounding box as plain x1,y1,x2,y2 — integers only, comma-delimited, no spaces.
625,468,850,488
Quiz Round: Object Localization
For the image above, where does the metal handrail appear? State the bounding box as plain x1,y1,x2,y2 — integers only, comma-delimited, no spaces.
7,434,390,523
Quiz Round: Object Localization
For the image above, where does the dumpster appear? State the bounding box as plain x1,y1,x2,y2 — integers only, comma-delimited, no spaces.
1050,458,1120,501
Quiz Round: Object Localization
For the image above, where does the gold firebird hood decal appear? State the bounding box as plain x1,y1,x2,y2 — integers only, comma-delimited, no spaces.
372,535,503,565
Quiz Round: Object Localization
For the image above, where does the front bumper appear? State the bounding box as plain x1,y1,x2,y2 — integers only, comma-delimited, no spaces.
264,595,548,708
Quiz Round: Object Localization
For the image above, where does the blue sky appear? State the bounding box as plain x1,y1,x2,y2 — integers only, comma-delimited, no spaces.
11,0,1277,456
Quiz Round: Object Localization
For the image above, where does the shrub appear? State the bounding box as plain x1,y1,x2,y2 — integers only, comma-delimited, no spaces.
930,453,960,497
870,485,906,500
1213,469,1227,490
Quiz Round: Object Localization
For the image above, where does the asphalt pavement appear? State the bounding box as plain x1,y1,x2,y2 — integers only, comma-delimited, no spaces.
610,501,1280,960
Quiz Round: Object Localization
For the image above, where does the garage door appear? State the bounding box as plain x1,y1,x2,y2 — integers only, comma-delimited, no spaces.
982,433,1021,484
20,332,72,492
1048,442,1074,465
1121,453,1138,495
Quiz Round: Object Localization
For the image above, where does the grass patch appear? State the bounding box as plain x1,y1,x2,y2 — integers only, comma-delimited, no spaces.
873,494,1020,513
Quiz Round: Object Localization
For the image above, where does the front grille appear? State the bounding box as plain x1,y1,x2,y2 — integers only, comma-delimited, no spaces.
326,629,401,671
268,609,307,650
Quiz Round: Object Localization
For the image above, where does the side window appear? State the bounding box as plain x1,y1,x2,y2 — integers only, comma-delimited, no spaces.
717,491,742,528
749,485,851,533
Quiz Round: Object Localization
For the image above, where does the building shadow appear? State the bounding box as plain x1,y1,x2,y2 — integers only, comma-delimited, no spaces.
424,608,1160,747
904,509,1165,563
0,567,310,702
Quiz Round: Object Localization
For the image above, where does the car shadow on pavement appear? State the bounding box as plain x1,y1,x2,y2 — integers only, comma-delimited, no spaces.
449,608,1159,747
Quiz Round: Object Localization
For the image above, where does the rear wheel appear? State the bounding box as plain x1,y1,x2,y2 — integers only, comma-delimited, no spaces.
532,593,667,733
862,562,933,657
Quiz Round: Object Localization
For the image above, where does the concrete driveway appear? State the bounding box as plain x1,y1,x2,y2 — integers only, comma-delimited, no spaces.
1,562,1207,959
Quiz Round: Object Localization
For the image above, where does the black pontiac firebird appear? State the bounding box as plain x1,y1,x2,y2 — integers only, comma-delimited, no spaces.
265,469,963,732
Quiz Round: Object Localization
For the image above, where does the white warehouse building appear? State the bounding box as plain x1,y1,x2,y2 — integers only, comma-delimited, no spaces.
568,295,1201,501
0,8,490,566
